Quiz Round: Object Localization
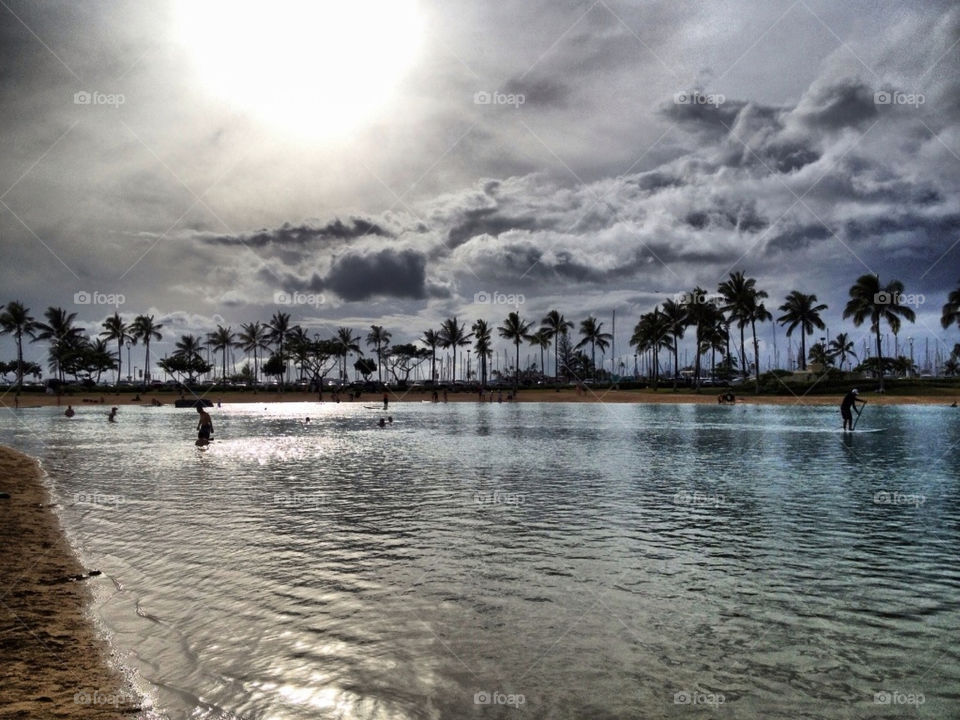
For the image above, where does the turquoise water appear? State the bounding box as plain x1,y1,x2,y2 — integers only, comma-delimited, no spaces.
2,401,958,719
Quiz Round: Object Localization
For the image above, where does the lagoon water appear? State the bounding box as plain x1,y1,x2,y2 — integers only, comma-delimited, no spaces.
2,401,959,719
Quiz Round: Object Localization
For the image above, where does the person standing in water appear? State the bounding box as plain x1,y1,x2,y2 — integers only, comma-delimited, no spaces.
383,392,389,411
64,405,75,417
840,388,866,431
196,405,214,441
107,407,118,422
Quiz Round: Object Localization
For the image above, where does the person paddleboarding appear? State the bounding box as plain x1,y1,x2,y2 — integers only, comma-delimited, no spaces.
841,388,866,431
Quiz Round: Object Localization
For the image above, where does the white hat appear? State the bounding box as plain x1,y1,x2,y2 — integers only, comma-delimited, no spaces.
852,389,859,394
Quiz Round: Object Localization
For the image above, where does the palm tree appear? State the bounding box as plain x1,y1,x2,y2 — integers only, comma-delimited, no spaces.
438,317,470,383
268,311,292,384
540,310,573,381
174,334,203,359
660,298,687,390
0,301,37,388
498,311,534,391
942,280,960,336
700,309,728,380
528,328,551,376
421,329,442,383
206,325,237,382
682,289,715,390
471,319,493,387
575,316,613,379
843,274,916,391
33,306,82,382
172,334,206,383
747,296,772,389
777,291,828,370
237,321,270,383
365,325,391,385
286,326,310,381
828,332,857,371
630,308,673,389
132,314,163,385
719,272,760,378
99,312,132,385
335,327,362,384
86,338,116,384
808,342,832,369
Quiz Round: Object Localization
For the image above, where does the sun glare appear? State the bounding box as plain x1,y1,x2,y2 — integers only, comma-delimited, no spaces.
175,0,423,138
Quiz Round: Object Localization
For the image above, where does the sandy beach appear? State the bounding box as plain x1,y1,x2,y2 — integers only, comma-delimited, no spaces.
0,446,142,719
4,385,958,409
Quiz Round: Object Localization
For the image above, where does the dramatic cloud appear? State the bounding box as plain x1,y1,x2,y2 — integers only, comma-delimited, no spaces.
1,0,958,367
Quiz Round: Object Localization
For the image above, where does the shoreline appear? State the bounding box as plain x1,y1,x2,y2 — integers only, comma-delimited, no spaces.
4,387,959,408
0,446,144,719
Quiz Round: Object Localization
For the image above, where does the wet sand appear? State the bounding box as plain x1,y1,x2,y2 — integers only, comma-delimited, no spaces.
0,446,142,719
5,386,958,409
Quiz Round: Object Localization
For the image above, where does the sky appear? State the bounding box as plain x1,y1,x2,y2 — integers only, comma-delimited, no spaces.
1,0,959,376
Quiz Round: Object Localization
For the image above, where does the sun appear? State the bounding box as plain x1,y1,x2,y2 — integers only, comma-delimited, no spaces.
174,0,423,138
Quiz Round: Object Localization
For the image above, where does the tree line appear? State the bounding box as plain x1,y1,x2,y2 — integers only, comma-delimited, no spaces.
2,273,959,392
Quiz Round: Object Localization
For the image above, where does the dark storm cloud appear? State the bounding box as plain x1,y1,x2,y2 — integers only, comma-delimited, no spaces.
843,213,960,243
766,223,833,253
684,200,768,233
325,248,431,301
205,218,393,247
628,171,685,193
446,206,553,247
660,95,746,135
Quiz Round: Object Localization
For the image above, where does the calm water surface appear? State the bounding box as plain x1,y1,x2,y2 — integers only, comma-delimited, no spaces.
2,401,958,719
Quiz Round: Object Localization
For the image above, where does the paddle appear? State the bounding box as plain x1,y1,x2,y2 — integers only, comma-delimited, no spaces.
852,400,866,430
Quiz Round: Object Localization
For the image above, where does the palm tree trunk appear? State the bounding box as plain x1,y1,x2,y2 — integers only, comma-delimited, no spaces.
740,325,747,378
16,331,24,387
694,327,702,392
800,334,807,371
752,319,761,392
673,334,679,391
554,340,559,383
515,342,520,391
876,325,884,392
